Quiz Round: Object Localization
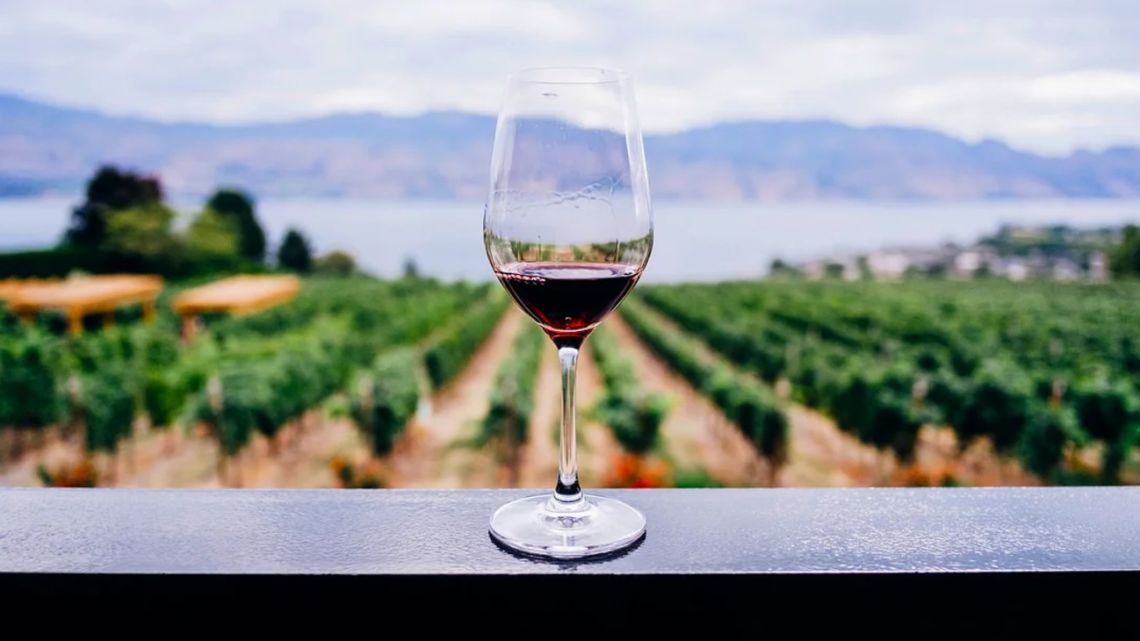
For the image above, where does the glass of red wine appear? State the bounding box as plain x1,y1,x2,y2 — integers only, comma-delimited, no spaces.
485,67,653,558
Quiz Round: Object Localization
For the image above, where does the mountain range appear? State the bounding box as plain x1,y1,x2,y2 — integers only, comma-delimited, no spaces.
1,92,1138,201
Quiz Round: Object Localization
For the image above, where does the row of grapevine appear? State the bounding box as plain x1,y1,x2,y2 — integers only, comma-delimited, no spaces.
475,324,545,483
185,320,352,456
423,295,510,389
620,299,788,466
588,326,670,455
350,348,421,457
0,321,183,454
0,330,63,429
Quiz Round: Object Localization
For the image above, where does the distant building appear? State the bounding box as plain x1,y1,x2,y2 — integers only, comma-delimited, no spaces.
1089,251,1109,282
953,251,982,275
952,248,999,277
866,251,910,279
793,224,1115,283
802,260,825,280
1026,248,1049,278
1052,258,1080,281
1004,259,1030,281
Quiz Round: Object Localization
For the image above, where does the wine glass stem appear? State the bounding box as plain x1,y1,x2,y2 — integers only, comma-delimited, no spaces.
555,344,584,505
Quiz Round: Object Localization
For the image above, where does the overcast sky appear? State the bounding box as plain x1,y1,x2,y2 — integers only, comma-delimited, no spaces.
1,1,1137,154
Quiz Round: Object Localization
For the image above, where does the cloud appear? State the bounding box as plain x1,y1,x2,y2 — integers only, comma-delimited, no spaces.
0,0,1136,153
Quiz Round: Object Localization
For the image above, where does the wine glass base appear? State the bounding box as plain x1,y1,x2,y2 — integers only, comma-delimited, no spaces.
489,494,646,559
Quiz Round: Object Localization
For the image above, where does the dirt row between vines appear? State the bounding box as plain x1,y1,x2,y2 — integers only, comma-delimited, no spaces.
387,310,522,488
0,410,368,489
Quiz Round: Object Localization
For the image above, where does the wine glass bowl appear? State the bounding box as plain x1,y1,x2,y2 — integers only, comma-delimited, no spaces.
485,67,653,558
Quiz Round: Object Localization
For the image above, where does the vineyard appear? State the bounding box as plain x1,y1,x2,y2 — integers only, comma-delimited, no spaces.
0,277,503,487
635,279,1140,485
1,276,1138,488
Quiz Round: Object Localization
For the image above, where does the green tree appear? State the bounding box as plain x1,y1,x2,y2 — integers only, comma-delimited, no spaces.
768,258,800,278
924,263,948,278
277,228,313,273
206,189,266,263
402,257,420,279
184,209,240,258
103,204,177,263
315,250,357,276
64,166,164,249
1110,224,1140,277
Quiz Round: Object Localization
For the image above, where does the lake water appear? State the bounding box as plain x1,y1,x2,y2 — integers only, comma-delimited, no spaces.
3,196,1139,282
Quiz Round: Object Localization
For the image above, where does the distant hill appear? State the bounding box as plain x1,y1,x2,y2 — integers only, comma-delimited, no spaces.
2,92,1138,200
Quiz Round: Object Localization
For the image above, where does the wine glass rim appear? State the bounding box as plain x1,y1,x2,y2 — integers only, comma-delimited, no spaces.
508,66,628,85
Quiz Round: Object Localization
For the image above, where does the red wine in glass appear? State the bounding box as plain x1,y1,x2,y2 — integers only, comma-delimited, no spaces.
494,262,641,346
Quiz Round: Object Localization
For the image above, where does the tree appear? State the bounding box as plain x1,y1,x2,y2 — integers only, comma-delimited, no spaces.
184,209,240,258
768,258,800,278
315,250,357,276
277,228,313,273
402,257,420,279
103,205,177,263
1110,224,1140,278
64,166,163,249
924,263,948,279
206,189,266,263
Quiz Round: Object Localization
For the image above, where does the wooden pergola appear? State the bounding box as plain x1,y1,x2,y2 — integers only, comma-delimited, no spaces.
5,275,164,335
0,278,57,301
172,274,301,338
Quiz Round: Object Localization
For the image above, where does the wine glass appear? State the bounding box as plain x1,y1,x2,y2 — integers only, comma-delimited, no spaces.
484,67,653,558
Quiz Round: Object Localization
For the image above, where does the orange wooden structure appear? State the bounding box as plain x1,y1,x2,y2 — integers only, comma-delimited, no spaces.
6,275,164,335
0,278,58,301
172,275,300,337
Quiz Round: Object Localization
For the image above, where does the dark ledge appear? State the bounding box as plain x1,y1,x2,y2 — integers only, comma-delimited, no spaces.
2,487,1139,574
2,487,1138,631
